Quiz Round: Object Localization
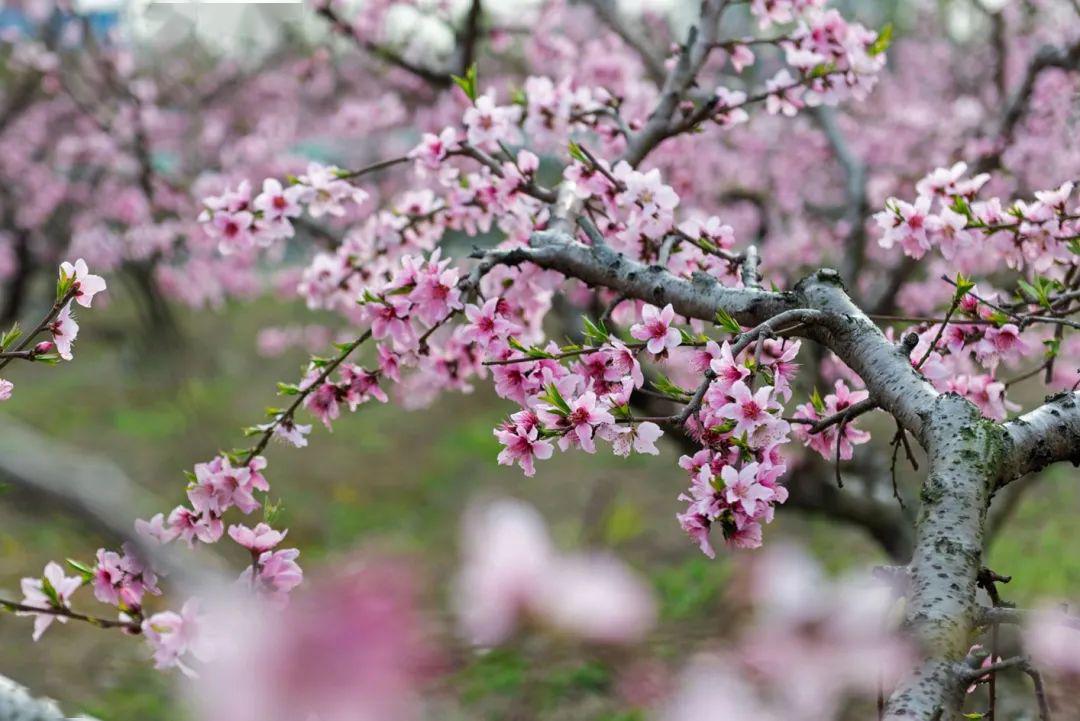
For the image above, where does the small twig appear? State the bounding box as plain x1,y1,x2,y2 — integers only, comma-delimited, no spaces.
808,397,878,434
834,410,849,488
0,286,78,372
740,244,761,289
337,155,411,180
915,285,966,370
675,371,716,425
0,598,141,632
980,606,1080,631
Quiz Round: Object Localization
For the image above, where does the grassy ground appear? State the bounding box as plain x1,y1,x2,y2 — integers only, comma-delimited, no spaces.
0,293,1076,719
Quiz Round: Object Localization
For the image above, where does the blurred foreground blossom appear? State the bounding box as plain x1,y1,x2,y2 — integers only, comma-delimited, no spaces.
1025,604,1080,675
193,562,436,721
662,545,909,721
455,498,656,646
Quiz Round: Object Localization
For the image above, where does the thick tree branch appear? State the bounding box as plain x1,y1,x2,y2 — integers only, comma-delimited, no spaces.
883,396,1002,720
0,673,95,721
999,391,1080,484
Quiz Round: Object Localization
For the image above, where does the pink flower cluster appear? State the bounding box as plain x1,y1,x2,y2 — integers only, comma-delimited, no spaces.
455,498,656,646
675,340,798,557
792,379,871,460
199,164,368,255
876,163,1078,270
49,258,107,362
121,453,299,672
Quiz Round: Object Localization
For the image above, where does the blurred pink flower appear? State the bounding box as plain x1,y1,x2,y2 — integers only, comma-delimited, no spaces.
455,498,655,646
195,563,435,721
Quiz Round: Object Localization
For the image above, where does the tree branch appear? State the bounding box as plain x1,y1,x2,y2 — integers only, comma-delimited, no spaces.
0,673,96,721
999,391,1080,484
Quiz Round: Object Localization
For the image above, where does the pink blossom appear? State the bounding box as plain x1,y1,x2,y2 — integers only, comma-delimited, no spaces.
91,548,126,606
677,511,715,559
721,463,775,517
298,163,368,218
718,381,776,439
19,562,82,641
409,126,458,171
456,499,655,646
240,548,304,607
135,512,178,544
143,599,210,676
228,523,287,554
168,505,223,547
875,196,933,258
461,298,515,349
630,303,682,355
709,341,751,391
48,301,78,360
195,564,434,721
547,390,616,453
463,93,521,150
0,379,12,401
495,419,554,477
59,258,106,308
611,421,664,456
765,70,804,117
271,418,312,448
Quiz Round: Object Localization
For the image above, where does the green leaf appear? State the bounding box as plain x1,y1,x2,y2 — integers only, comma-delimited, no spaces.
949,195,972,218
56,271,75,302
277,382,301,396
714,307,742,334
650,373,690,399
953,272,976,299
868,22,893,56
41,575,61,607
1017,275,1052,308
567,140,589,164
66,558,95,582
451,63,479,102
709,419,737,436
541,383,572,415
581,316,609,344
264,497,283,525
809,387,826,414
0,322,21,350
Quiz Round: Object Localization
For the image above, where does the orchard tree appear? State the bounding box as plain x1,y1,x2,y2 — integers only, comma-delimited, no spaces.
2,0,1080,719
